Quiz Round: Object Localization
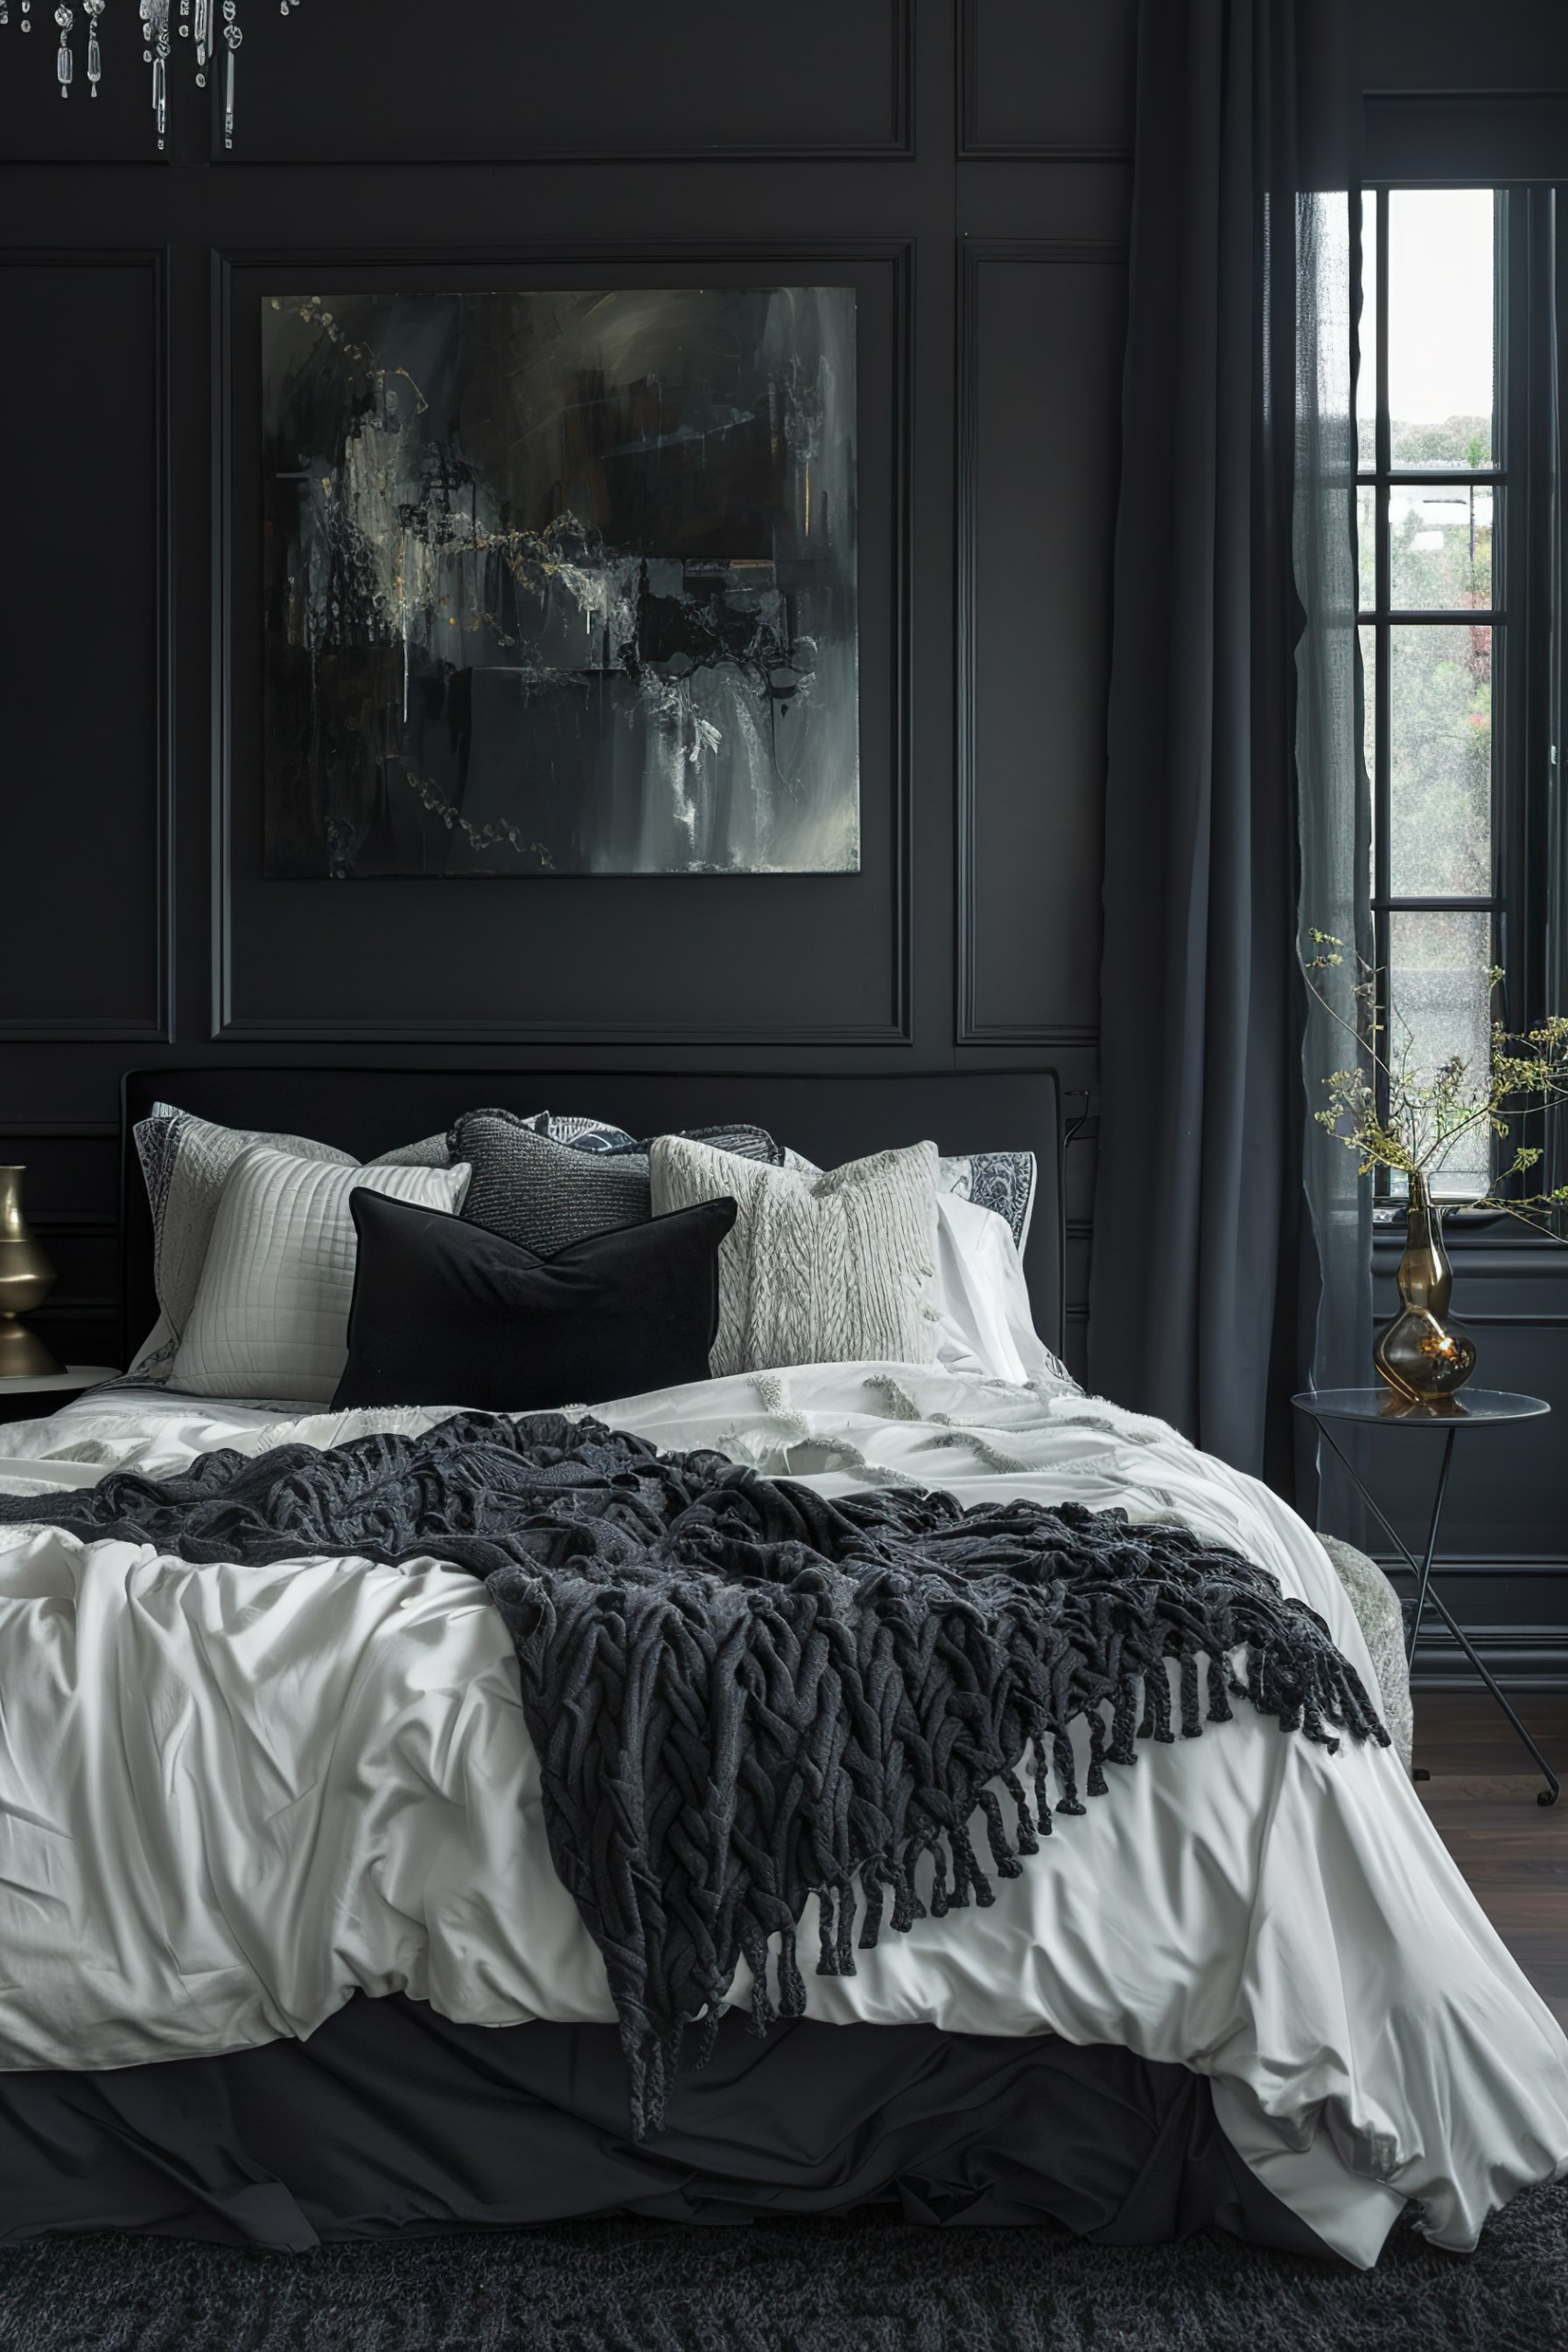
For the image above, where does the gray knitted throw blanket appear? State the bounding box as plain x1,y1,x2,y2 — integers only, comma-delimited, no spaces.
0,1410,1389,2136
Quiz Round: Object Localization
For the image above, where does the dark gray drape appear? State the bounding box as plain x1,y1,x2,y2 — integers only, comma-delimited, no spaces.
1089,0,1355,1492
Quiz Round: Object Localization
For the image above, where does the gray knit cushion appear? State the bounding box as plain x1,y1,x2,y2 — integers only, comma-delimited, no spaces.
651,1136,942,1376
367,1132,451,1168
1317,1533,1414,1771
450,1110,783,1257
786,1146,1036,1255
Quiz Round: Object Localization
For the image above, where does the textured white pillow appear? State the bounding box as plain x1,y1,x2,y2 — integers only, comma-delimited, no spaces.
135,1107,356,1357
171,1147,470,1405
779,1146,1066,1389
133,1104,457,1380
649,1136,940,1376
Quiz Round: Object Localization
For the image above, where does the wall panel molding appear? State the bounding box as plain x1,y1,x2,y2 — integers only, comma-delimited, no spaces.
209,0,912,168
213,241,913,1046
0,68,169,167
1411,1615,1568,1692
957,1023,1101,1046
957,0,1135,160
0,1123,119,1141
0,251,172,1043
957,238,1125,1046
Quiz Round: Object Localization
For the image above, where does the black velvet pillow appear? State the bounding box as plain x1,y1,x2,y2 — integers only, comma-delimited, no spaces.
333,1188,738,1413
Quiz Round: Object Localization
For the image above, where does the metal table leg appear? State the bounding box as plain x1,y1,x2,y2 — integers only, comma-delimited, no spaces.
1314,1419,1560,1808
1404,1428,1456,1670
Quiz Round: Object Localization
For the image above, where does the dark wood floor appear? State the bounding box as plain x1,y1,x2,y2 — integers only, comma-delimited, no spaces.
1415,1690,1568,2030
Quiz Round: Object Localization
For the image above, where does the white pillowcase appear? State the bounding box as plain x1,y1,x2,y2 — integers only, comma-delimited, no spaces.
650,1136,940,1377
931,1193,1077,1391
171,1147,470,1406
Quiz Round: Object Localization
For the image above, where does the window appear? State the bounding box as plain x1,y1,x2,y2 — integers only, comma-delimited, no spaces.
1357,187,1508,1202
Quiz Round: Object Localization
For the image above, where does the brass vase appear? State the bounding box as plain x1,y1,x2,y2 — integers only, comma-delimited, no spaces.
1373,1170,1477,1406
0,1167,60,1379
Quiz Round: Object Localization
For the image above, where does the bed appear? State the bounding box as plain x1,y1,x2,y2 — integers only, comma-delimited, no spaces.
0,1064,1560,2269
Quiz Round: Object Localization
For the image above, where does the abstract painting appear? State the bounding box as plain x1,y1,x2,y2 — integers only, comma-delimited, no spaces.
260,286,859,876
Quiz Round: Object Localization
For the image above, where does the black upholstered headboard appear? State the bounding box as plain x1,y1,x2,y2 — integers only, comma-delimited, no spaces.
119,1066,1064,1364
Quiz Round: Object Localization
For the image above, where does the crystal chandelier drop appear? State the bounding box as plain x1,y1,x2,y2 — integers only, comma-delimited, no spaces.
2,0,304,149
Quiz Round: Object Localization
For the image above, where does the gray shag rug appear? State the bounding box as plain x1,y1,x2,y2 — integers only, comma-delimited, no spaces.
0,2193,1562,2352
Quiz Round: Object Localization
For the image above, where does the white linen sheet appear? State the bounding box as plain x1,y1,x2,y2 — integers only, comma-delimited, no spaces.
0,1365,1562,2267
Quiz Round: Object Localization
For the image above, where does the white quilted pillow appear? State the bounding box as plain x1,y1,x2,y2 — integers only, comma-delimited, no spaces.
132,1103,458,1384
171,1146,470,1405
649,1136,941,1377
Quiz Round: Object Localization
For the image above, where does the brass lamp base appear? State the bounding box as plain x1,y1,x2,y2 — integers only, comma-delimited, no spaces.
0,1317,61,1379
0,1167,60,1379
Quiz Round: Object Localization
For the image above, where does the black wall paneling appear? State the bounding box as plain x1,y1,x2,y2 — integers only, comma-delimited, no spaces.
213,243,912,1046
0,48,165,165
957,239,1125,1046
1355,4,1568,107
216,1,913,166
1,0,1133,1403
0,1123,121,1364
1365,1235,1568,1687
1364,93,1568,184
0,252,170,1042
958,0,1136,159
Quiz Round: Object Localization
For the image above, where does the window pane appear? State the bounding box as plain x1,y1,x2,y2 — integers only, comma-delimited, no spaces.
1388,623,1492,895
1357,204,1378,474
1389,483,1494,610
1357,482,1376,613
1387,189,1495,470
1387,910,1494,1199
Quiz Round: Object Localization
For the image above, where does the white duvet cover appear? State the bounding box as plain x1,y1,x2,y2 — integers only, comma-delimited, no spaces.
0,1364,1562,2267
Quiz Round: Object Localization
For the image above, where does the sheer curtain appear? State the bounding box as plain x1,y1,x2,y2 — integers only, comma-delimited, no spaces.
1294,187,1372,1529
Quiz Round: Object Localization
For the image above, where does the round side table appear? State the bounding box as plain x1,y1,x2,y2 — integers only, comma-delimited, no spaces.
1292,1387,1557,1806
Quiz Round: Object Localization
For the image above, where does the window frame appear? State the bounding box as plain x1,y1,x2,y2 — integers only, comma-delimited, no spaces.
1356,183,1511,1203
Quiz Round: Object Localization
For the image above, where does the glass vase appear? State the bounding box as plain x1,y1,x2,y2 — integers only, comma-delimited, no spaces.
1373,1170,1478,1405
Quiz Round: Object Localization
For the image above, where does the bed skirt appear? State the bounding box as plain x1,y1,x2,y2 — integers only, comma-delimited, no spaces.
0,1996,1327,2256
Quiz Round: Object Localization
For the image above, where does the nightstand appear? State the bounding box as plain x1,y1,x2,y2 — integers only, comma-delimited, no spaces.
0,1366,120,1427
1293,1386,1557,1806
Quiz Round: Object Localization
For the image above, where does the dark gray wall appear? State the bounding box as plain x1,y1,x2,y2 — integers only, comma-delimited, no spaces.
0,1,1135,1385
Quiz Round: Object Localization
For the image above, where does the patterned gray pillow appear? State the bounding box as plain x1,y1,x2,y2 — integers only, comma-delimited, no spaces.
520,1112,784,1163
527,1114,637,1153
939,1151,1037,1253
448,1109,782,1256
784,1143,1037,1254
